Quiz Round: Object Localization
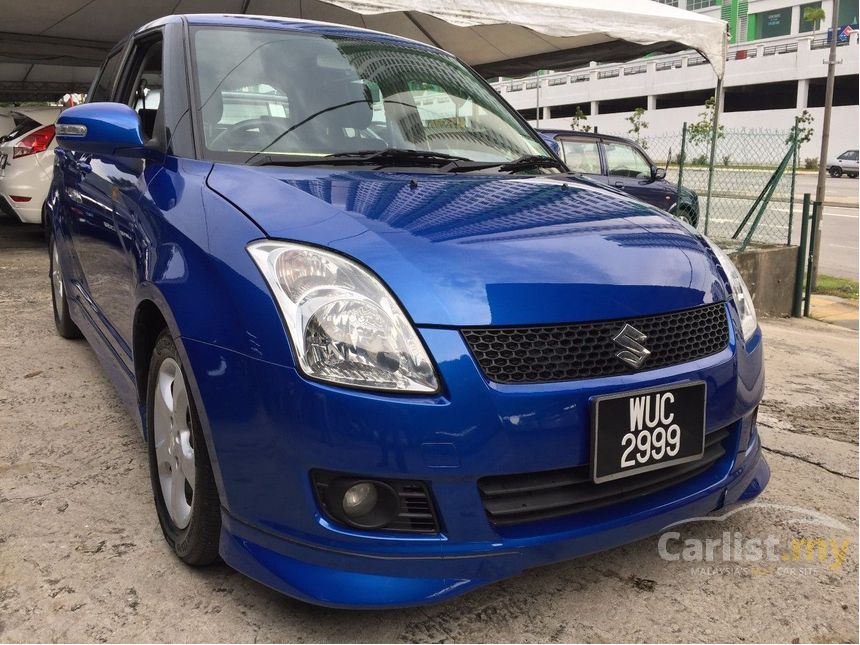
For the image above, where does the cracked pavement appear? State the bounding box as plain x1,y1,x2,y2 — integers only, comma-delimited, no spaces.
1,217,857,643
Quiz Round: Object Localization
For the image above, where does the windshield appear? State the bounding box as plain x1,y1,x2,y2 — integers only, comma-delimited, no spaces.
191,26,551,168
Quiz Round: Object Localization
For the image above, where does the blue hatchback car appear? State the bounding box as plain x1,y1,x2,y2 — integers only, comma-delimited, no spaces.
49,14,768,608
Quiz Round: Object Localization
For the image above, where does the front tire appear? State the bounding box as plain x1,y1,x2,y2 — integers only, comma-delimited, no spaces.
829,166,843,178
50,236,82,339
146,332,221,566
673,205,697,228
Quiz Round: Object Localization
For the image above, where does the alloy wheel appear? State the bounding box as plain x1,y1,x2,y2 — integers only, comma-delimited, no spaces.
51,241,64,320
152,357,195,529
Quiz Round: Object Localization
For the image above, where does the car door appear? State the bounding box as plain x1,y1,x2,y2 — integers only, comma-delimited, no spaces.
602,139,670,209
841,150,859,173
65,32,165,370
556,137,605,184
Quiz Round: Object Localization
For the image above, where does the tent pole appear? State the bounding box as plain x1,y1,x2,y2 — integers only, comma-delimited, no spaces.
703,76,723,236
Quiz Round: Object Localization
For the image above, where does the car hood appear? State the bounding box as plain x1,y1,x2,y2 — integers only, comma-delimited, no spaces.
207,165,727,327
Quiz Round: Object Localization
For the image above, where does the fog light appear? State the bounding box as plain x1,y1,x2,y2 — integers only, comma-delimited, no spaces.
342,482,378,518
312,470,440,533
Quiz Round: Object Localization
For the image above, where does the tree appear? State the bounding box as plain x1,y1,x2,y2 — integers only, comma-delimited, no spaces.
687,96,725,146
787,109,815,146
803,6,826,36
570,106,592,132
626,107,649,149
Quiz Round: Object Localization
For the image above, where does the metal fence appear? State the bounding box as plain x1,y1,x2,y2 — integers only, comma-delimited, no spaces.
607,126,798,248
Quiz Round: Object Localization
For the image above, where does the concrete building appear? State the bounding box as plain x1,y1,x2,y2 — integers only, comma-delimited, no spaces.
492,0,859,160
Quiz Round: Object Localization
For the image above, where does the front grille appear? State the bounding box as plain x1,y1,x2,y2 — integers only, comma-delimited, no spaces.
478,426,733,527
462,303,729,384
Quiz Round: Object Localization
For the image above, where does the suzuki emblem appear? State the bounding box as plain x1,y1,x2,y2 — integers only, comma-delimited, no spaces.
612,324,651,369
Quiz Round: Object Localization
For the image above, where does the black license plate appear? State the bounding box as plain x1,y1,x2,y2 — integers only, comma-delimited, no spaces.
591,381,706,483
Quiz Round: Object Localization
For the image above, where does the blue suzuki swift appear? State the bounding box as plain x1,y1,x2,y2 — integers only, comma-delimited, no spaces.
48,14,768,608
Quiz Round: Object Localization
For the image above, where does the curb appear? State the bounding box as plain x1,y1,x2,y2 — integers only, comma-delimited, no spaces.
809,294,859,330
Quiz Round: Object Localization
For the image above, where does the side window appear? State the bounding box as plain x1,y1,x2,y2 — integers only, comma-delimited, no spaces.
410,81,464,129
604,142,652,178
89,50,123,103
220,84,290,125
118,35,164,141
560,139,602,174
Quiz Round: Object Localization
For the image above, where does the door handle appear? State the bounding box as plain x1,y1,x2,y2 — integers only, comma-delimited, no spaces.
613,181,624,188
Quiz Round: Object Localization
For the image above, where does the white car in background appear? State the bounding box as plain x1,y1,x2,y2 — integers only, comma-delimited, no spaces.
826,149,859,178
0,107,60,225
0,109,15,139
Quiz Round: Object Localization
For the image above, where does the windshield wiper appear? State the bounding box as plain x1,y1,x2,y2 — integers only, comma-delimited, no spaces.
449,154,567,174
326,148,471,164
248,148,472,168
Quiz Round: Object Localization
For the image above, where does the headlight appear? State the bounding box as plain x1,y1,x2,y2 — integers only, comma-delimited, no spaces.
705,239,758,342
248,241,439,393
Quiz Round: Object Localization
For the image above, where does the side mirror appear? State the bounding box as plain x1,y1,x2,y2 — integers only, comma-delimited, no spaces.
56,103,148,158
654,167,667,181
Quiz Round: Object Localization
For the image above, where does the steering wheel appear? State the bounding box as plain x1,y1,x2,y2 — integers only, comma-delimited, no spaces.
209,117,285,151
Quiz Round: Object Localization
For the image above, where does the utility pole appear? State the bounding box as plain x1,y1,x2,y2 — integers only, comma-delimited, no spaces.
811,0,840,288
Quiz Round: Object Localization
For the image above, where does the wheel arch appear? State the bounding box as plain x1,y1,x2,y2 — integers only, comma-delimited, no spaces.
131,290,229,505
133,298,170,410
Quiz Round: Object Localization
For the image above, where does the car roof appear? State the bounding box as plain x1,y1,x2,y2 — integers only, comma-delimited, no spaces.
134,13,443,55
537,129,638,145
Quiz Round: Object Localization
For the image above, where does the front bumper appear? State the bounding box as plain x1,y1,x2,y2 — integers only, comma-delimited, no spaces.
219,435,767,608
179,305,766,608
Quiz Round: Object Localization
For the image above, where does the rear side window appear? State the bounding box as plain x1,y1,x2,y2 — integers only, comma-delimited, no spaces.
0,116,39,143
89,50,123,103
560,139,602,174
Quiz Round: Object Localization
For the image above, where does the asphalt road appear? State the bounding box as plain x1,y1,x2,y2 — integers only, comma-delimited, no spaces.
0,217,857,643
771,173,858,281
667,171,858,280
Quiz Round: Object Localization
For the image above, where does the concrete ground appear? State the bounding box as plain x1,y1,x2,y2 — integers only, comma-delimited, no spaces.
0,217,857,643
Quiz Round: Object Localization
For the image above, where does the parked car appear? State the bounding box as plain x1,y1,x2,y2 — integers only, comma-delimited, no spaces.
49,14,767,609
826,149,858,178
0,107,61,225
539,130,700,226
0,108,15,139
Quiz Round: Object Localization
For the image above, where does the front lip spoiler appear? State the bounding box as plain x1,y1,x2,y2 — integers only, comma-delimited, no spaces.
220,507,516,561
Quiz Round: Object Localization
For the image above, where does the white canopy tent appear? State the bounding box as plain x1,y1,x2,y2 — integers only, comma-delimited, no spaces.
324,0,728,79
0,0,728,228
0,0,728,101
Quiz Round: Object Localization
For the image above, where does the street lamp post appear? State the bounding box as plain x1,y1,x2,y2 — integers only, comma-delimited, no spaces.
811,0,840,288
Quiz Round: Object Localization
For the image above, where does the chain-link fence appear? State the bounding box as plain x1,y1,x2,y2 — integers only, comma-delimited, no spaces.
607,126,798,248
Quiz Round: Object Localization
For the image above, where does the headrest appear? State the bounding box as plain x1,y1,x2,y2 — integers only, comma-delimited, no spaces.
297,74,373,132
